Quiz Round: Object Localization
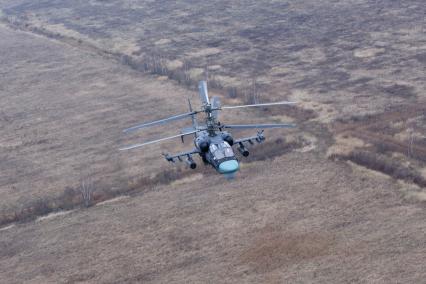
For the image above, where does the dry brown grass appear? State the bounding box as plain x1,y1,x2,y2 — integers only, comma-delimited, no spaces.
2,0,425,120
332,150,426,188
241,227,334,273
1,1,426,282
2,152,426,283
0,23,206,221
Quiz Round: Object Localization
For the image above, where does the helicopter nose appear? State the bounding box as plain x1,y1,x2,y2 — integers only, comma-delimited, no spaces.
218,160,239,174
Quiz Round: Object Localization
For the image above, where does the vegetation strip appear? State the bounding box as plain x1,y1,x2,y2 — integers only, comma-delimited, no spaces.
332,150,426,188
0,138,305,229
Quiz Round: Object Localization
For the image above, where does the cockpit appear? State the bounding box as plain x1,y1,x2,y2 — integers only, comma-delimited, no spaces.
209,141,235,160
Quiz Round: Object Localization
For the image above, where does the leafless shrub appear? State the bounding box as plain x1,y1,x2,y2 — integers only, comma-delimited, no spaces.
245,138,305,162
0,198,54,226
169,70,192,86
338,150,426,187
79,178,94,208
408,127,415,158
227,87,238,99
383,84,416,98
207,78,224,90
58,187,79,210
0,206,18,227
0,167,192,227
250,77,259,104
30,198,53,217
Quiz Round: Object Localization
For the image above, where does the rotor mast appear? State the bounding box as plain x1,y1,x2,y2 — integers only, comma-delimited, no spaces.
204,104,217,136
198,81,217,136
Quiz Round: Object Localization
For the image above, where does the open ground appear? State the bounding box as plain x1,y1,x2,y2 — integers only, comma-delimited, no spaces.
0,1,425,283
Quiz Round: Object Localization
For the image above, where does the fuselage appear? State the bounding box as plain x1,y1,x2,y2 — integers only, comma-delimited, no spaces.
120,80,294,177
194,131,240,174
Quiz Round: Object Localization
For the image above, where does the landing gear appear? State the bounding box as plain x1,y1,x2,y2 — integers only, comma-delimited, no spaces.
202,155,208,165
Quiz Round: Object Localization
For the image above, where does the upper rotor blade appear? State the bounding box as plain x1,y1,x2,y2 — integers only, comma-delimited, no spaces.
222,123,296,129
198,81,210,105
119,130,199,151
221,101,296,109
211,96,221,119
123,111,196,133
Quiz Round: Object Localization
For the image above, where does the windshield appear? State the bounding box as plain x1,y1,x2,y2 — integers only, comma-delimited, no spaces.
210,142,234,159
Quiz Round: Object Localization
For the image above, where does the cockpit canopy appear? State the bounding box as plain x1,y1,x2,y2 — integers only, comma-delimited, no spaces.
209,141,235,160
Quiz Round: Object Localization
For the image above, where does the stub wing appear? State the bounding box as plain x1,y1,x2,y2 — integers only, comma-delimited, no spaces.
234,131,266,145
164,149,200,162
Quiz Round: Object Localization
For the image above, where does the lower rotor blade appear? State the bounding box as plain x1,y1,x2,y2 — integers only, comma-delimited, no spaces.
222,101,296,109
123,111,196,133
119,130,199,151
222,123,296,129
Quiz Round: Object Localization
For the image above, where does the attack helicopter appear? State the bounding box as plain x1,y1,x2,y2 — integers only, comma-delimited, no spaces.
120,81,296,178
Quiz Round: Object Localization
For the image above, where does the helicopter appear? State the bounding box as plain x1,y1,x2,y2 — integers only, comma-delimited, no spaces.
120,81,296,178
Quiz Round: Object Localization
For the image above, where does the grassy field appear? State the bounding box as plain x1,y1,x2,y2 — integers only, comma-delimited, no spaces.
1,0,425,116
1,151,425,283
0,0,425,283
0,23,204,219
1,0,425,176
0,22,304,224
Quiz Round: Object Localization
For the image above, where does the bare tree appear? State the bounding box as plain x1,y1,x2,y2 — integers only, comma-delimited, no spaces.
203,65,209,83
79,178,94,208
244,77,259,104
407,119,416,158
252,76,259,104
408,128,414,158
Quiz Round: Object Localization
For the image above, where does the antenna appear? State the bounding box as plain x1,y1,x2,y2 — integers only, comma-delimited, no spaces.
187,98,197,129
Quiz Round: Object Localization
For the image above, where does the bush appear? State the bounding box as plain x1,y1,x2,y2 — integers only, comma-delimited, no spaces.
245,138,304,162
340,150,426,187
